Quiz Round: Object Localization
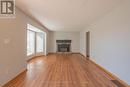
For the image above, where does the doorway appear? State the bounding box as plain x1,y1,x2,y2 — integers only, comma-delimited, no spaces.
86,31,90,59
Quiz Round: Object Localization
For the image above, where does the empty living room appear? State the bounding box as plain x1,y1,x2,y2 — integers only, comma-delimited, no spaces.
0,0,130,87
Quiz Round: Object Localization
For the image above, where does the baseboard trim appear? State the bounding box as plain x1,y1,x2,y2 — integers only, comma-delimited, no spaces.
47,52,81,55
79,53,86,58
78,53,129,87
2,69,27,87
90,59,129,87
79,53,91,61
27,55,45,62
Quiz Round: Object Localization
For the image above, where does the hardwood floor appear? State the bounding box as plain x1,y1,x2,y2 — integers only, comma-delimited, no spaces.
3,54,119,87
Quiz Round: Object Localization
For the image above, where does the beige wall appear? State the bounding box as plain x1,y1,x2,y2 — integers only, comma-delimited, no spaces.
80,0,130,85
0,8,50,86
0,8,27,86
49,31,80,53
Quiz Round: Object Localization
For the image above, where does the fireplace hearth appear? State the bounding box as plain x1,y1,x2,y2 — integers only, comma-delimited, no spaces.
56,40,71,52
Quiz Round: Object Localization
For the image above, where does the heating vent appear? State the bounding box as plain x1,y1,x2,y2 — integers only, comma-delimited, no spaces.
111,80,126,87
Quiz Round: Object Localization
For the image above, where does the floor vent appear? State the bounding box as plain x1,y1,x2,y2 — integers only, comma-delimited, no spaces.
111,80,126,87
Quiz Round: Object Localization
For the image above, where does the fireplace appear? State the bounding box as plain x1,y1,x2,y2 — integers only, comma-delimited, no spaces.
56,40,71,52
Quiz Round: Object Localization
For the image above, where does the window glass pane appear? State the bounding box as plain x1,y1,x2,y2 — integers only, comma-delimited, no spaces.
36,33,44,53
27,30,35,56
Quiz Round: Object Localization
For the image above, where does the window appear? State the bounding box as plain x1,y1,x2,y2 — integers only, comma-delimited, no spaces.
27,24,46,56
36,33,44,53
27,30,35,56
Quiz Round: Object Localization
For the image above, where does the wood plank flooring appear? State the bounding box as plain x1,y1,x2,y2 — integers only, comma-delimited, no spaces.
3,54,119,87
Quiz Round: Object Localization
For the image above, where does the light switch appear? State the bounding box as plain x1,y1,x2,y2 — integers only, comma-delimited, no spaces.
4,38,10,44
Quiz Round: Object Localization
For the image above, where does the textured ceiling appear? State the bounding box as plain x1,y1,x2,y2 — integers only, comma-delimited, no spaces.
16,0,122,31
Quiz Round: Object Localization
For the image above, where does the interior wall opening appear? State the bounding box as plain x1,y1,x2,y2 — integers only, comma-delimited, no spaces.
86,31,90,59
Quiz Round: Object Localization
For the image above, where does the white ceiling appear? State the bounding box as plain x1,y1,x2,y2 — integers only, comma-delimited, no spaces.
16,0,122,31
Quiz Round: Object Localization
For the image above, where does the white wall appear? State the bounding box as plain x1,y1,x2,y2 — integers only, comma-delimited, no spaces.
80,0,130,85
0,8,50,86
0,9,27,86
49,31,80,53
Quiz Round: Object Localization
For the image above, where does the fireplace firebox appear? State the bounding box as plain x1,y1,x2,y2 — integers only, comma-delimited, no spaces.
56,40,71,52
